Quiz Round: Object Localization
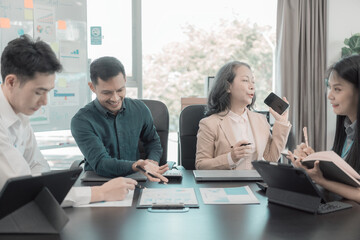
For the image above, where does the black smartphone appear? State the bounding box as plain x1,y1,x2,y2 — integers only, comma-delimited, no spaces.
264,92,289,115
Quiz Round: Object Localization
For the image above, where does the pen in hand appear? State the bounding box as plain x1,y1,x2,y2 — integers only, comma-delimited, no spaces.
303,127,309,147
135,183,146,189
231,143,252,148
135,165,166,184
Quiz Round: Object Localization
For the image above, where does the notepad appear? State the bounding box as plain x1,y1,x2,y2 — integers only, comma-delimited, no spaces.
200,186,259,204
76,190,134,207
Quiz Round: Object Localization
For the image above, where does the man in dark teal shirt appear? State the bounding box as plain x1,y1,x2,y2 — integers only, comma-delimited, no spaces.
71,57,168,181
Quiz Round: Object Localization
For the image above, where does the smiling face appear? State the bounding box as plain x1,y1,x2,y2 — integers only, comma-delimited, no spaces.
229,65,255,108
327,70,358,122
3,73,55,115
89,73,126,114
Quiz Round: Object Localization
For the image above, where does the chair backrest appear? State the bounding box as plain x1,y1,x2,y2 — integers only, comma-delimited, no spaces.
139,99,169,166
179,107,270,170
179,104,207,170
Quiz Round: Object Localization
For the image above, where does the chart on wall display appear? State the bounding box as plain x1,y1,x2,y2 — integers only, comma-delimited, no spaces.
51,74,82,107
34,4,56,42
0,0,90,132
60,41,87,73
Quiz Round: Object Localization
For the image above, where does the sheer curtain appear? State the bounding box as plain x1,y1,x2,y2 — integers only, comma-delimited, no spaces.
275,0,327,151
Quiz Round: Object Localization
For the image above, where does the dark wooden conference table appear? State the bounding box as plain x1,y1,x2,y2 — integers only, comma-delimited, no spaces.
3,170,360,240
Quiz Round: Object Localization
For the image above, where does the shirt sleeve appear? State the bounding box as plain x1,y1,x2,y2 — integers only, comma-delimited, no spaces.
227,152,237,169
140,105,163,163
71,115,135,178
61,186,92,207
274,119,291,127
24,126,50,174
263,120,292,162
0,122,49,190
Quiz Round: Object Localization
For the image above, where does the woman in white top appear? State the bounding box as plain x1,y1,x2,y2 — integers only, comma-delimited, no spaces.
196,61,291,170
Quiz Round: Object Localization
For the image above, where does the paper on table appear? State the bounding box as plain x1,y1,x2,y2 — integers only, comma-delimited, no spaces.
76,190,134,207
200,186,259,204
139,188,198,207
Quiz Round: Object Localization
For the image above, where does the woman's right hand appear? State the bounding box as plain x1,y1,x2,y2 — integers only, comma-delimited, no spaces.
287,151,305,169
231,140,252,162
293,143,315,158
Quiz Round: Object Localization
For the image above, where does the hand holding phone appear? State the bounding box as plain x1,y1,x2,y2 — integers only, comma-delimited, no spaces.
264,92,289,115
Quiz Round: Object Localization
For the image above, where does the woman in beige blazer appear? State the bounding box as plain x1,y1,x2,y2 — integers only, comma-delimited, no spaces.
196,61,291,170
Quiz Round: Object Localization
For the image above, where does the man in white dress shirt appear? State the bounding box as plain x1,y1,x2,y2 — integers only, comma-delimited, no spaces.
0,35,137,206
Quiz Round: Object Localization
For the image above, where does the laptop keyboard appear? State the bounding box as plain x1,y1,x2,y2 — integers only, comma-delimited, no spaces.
318,201,352,214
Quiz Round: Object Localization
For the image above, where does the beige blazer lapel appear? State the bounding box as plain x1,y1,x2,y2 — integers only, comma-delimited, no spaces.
218,113,237,147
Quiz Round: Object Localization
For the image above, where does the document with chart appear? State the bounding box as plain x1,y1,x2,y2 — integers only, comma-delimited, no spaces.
76,190,134,207
200,186,259,204
137,188,199,208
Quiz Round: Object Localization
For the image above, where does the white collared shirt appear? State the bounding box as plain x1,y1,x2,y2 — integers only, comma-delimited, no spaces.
0,87,90,207
226,109,257,170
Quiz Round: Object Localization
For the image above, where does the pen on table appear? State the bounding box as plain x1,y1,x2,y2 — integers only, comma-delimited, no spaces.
135,165,166,184
303,127,309,147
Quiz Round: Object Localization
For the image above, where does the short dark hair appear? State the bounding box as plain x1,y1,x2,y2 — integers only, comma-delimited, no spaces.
90,56,126,85
206,61,256,116
1,34,62,84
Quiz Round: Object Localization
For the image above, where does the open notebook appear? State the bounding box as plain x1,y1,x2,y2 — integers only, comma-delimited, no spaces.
301,151,360,187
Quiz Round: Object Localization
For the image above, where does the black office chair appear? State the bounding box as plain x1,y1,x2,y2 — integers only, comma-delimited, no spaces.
178,106,271,170
139,99,169,166
179,104,207,170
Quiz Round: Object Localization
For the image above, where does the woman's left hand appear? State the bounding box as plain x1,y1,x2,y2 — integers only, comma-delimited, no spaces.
269,96,289,123
304,160,325,184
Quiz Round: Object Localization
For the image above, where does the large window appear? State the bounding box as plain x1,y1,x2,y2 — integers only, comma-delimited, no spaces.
87,0,139,98
87,0,132,75
42,0,277,168
142,0,277,131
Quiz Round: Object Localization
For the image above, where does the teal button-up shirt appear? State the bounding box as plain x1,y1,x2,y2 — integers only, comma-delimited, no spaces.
71,98,162,177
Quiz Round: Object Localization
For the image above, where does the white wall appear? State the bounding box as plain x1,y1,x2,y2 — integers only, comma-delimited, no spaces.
326,0,360,149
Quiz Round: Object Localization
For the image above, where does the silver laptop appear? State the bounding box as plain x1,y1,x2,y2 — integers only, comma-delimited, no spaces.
193,170,262,181
81,171,147,182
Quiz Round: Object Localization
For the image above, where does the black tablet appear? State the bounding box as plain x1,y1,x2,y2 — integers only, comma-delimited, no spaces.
252,161,352,214
0,168,82,219
252,161,322,198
